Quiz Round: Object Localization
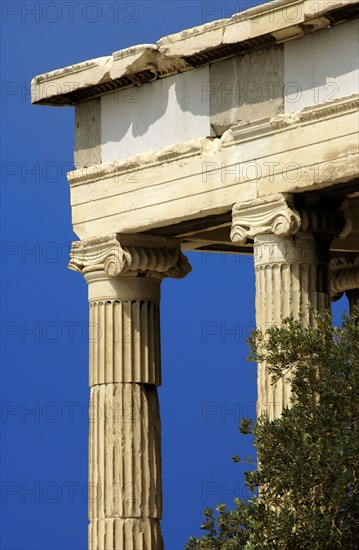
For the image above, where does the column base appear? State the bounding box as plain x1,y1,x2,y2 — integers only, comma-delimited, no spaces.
89,518,163,550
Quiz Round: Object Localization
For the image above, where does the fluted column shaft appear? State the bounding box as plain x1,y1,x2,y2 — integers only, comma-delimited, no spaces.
87,276,161,387
69,234,191,550
253,232,330,419
86,274,163,550
231,193,349,420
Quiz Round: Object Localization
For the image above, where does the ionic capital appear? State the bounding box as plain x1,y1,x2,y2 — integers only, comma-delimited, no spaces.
230,194,301,245
230,194,351,245
330,256,359,297
68,233,191,279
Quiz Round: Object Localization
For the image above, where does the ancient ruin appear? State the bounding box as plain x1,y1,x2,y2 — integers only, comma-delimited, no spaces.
32,0,359,547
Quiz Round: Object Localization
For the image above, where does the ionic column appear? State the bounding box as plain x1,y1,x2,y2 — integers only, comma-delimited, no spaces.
329,255,359,314
231,194,349,420
69,234,191,550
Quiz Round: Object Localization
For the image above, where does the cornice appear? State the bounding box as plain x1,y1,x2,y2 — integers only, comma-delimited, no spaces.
31,1,359,106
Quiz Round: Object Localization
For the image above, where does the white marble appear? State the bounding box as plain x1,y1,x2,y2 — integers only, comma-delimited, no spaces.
101,66,211,162
284,19,359,112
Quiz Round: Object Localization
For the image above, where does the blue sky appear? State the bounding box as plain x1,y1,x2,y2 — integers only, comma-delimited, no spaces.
0,1,347,549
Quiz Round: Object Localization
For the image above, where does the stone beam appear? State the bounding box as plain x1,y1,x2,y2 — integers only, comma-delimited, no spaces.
68,95,358,239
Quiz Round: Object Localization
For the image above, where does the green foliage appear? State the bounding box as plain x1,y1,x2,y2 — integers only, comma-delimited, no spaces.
186,307,359,549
